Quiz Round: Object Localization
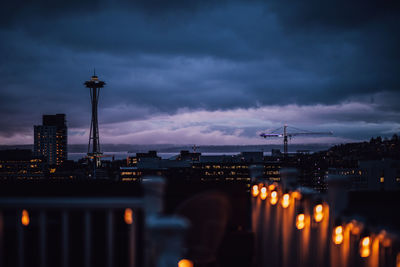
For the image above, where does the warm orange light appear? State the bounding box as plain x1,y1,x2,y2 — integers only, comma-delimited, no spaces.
21,209,30,226
270,191,278,205
291,191,302,200
124,208,133,225
382,238,391,247
296,214,305,230
378,231,392,247
360,237,371,258
314,204,324,222
348,221,361,235
315,204,323,213
396,253,400,267
178,259,194,267
333,226,344,245
281,193,290,208
268,184,275,191
260,187,267,200
252,185,259,197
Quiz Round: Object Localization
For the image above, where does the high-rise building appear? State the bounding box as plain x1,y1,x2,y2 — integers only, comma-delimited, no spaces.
34,114,67,165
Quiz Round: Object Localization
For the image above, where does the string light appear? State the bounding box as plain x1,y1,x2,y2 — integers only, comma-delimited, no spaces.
21,209,30,226
360,236,371,258
270,191,278,205
281,193,290,208
268,184,276,191
296,214,305,230
314,204,324,222
291,191,302,200
252,184,259,197
333,226,344,245
178,259,194,267
260,187,268,200
124,208,133,225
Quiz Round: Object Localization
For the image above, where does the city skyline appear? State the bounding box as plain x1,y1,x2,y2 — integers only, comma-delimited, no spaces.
1,0,399,145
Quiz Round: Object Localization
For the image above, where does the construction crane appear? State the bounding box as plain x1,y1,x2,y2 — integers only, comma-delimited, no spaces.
260,124,333,156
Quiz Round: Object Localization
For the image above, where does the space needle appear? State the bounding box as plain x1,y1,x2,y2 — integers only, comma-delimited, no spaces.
84,71,105,171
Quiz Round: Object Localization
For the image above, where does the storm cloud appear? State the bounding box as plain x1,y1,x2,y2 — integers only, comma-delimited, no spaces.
0,0,399,145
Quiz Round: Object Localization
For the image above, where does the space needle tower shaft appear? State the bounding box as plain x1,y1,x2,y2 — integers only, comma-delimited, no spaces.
84,72,105,167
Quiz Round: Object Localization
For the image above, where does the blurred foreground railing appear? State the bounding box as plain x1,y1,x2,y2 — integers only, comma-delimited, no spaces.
0,177,189,267
251,169,400,267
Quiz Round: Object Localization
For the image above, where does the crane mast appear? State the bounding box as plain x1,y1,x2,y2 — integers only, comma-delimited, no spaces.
283,124,288,155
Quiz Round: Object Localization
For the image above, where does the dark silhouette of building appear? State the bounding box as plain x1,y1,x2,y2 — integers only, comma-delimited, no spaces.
0,149,46,179
122,151,281,183
34,114,67,165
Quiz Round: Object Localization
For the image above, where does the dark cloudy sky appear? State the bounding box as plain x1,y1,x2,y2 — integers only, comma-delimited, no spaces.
1,0,399,145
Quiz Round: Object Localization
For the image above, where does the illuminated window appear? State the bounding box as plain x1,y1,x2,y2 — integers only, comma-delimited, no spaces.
380,177,384,183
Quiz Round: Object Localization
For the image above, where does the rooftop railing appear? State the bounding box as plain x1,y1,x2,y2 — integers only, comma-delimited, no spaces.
0,177,189,267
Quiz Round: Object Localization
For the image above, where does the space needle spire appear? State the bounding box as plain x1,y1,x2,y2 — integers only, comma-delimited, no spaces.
84,71,105,169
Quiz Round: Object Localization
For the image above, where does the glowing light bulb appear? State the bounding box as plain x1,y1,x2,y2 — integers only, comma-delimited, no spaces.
362,237,370,246
281,193,290,208
270,191,278,205
314,204,324,222
178,259,194,267
260,187,267,200
360,237,371,258
382,238,391,248
333,226,343,245
296,214,305,230
21,209,30,226
268,184,275,191
252,185,259,197
124,208,133,225
291,191,302,200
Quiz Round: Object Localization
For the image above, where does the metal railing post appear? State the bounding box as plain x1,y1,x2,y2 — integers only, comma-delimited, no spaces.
142,176,189,267
39,211,47,267
84,211,92,267
147,217,188,267
0,212,4,267
17,211,24,267
142,176,165,217
61,210,69,267
142,176,165,267
106,210,114,267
